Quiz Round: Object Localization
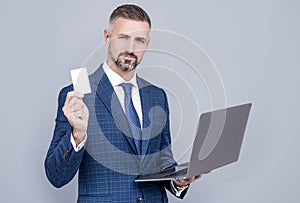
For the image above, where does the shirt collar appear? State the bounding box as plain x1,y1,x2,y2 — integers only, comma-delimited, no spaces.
103,61,138,88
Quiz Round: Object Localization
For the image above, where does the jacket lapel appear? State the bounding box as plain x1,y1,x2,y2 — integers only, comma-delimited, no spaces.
89,65,138,155
137,76,152,156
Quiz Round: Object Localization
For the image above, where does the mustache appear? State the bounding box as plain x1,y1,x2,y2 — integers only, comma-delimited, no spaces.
118,52,138,60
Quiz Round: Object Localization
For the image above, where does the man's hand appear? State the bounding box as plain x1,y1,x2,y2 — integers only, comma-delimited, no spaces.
62,91,89,146
173,171,211,188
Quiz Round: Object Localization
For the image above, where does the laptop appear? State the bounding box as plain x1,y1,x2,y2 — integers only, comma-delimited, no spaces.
135,103,252,182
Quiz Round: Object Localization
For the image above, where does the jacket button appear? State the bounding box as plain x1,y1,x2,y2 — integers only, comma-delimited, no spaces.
137,197,142,203
64,150,70,160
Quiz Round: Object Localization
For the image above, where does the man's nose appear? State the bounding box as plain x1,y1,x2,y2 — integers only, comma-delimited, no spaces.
126,39,136,53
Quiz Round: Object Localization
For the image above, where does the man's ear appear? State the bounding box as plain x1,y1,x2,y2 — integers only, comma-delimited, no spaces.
104,29,110,45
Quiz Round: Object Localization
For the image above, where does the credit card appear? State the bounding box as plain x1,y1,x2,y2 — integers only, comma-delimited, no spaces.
70,67,91,94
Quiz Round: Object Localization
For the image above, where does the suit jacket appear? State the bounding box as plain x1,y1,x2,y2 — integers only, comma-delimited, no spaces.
45,65,188,202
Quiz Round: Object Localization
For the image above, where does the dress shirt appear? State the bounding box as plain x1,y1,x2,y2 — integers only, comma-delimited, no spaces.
102,62,143,127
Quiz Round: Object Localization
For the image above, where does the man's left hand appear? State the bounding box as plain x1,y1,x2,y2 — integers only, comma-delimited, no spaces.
173,171,211,187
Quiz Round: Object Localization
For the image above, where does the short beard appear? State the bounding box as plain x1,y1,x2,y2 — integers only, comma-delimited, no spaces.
114,52,138,72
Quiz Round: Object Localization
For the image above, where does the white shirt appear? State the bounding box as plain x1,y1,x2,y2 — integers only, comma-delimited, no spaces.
102,62,143,127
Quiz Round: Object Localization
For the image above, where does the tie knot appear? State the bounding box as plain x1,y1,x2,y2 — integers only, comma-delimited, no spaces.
120,83,133,95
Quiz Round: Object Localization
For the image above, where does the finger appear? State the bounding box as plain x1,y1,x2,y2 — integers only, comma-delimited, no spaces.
174,179,189,186
173,180,182,186
68,115,83,123
184,179,194,184
195,175,202,179
69,110,84,119
68,97,84,109
73,91,84,99
185,176,199,183
65,91,76,105
65,104,89,123
70,102,83,112
65,91,84,106
68,115,85,127
64,91,74,106
173,180,179,185
63,101,82,116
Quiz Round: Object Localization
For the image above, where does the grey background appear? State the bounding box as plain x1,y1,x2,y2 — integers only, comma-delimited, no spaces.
0,0,299,202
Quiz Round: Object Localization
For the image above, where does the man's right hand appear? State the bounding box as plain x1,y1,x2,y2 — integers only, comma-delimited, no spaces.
62,91,89,146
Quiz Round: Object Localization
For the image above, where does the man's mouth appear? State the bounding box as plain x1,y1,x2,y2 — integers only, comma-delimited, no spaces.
123,55,136,61
114,52,139,72
118,52,138,61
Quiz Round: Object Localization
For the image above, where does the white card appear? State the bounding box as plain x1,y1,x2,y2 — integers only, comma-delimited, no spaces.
70,67,91,94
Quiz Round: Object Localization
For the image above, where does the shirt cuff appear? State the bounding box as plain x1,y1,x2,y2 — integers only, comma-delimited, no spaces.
70,133,87,152
171,180,189,197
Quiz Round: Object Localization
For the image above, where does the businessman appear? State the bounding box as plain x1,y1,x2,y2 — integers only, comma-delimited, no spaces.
45,4,206,202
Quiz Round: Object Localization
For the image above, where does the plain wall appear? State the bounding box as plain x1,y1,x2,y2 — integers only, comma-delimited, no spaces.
0,0,299,202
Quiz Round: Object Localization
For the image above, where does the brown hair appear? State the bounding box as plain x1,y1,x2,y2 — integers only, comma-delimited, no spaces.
109,4,151,28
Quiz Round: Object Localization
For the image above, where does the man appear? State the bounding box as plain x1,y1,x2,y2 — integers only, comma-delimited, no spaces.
45,4,205,202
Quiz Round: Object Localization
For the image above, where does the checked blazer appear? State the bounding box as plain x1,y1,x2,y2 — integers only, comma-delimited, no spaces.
45,65,188,202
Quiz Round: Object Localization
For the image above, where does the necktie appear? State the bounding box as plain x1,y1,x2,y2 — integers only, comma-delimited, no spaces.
120,83,142,155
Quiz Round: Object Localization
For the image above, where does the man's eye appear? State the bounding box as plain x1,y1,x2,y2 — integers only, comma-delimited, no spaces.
137,39,146,44
119,36,128,39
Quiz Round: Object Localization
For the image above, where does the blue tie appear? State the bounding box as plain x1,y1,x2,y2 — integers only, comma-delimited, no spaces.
120,83,142,155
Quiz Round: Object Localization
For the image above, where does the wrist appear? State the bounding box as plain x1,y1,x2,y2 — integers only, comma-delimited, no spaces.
72,129,86,146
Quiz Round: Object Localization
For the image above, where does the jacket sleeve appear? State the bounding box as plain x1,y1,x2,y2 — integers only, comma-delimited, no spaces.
44,86,85,188
159,89,189,199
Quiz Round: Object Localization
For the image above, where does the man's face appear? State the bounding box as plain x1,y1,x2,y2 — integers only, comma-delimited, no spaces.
105,17,150,72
